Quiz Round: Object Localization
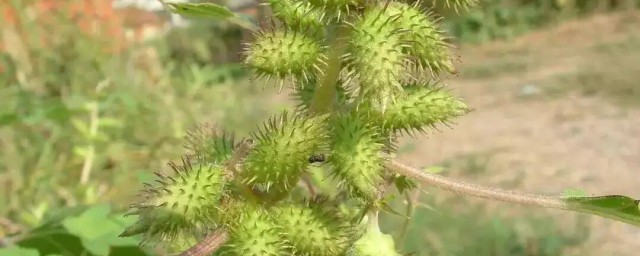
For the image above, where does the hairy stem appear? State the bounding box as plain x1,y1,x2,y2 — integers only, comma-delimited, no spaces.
178,229,229,256
383,158,570,210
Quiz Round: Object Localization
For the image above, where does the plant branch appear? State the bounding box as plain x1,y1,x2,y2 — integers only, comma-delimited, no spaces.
383,158,570,210
223,138,255,179
397,188,420,246
178,229,229,256
225,138,265,203
78,103,96,185
309,25,349,115
301,175,317,197
80,79,109,185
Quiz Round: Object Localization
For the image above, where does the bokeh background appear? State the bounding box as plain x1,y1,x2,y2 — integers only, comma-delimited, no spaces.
1,0,639,255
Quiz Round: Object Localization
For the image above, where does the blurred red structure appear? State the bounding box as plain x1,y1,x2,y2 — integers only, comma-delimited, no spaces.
0,0,260,73
0,0,169,54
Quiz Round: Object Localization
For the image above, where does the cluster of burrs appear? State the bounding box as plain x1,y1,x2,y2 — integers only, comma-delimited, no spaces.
121,0,477,255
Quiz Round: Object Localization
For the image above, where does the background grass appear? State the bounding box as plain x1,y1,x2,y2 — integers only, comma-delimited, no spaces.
1,0,638,255
380,192,590,256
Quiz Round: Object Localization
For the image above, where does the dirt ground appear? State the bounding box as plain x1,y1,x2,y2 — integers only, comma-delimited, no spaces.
395,10,640,256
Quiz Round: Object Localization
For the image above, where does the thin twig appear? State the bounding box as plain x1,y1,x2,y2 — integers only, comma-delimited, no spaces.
79,79,109,185
178,230,229,256
383,158,570,210
79,102,98,185
223,138,255,179
397,188,420,245
302,175,317,197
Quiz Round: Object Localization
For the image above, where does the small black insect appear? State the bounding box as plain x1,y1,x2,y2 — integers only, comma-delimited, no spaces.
308,154,326,164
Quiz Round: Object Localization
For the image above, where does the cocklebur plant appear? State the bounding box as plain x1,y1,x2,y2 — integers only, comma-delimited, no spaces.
121,1,640,255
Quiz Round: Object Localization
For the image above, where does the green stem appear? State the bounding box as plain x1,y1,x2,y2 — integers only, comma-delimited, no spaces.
225,139,263,203
367,210,381,233
309,25,350,115
397,190,419,246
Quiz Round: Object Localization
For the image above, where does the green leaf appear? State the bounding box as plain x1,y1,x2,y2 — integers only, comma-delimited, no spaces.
98,118,123,128
162,2,257,31
393,175,417,194
164,2,234,18
71,118,91,139
73,146,90,158
62,205,140,255
381,201,408,219
43,100,72,124
565,195,640,227
15,205,146,256
0,112,19,126
82,241,110,256
561,188,588,198
16,230,85,256
0,247,40,256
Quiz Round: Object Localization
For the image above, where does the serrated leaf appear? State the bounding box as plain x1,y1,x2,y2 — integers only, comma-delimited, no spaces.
393,175,417,194
566,195,640,227
163,2,257,31
0,247,40,256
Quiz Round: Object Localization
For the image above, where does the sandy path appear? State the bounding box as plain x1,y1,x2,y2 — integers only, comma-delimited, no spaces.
396,10,640,255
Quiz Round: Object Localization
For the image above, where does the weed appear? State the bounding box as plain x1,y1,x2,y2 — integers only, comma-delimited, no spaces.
111,2,640,256
2,1,640,256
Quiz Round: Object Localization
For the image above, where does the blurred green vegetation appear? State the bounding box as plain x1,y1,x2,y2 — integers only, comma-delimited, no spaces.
380,192,590,256
3,0,636,254
431,0,640,43
0,0,271,246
